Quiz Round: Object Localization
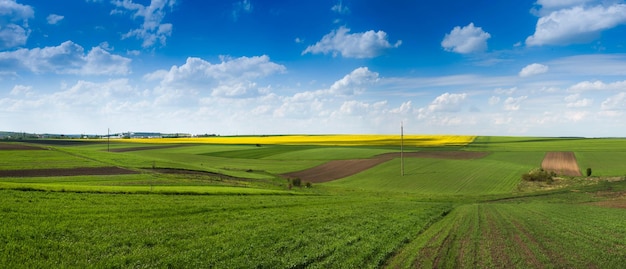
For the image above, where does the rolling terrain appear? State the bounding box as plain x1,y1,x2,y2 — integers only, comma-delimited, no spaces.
1,136,626,268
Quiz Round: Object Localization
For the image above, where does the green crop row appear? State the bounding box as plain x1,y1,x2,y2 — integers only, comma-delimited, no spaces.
0,190,452,268
386,198,626,268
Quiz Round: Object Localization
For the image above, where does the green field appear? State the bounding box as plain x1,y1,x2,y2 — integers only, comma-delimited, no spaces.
1,137,626,268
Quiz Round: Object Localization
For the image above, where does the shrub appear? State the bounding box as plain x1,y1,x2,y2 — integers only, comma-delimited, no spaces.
522,168,555,182
305,182,312,188
291,178,301,187
586,168,592,177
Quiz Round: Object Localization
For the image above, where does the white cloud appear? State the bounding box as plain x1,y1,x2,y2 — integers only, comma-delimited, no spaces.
145,55,285,98
303,26,402,58
329,67,379,96
426,92,468,112
46,14,64,24
232,0,253,21
601,92,626,110
565,93,593,107
331,1,350,14
441,23,491,54
568,80,626,92
0,41,131,75
0,0,34,49
519,63,549,77
112,0,176,48
503,96,527,111
526,4,626,46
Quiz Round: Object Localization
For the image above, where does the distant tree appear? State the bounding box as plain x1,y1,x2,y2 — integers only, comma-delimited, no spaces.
291,177,301,187
586,168,592,177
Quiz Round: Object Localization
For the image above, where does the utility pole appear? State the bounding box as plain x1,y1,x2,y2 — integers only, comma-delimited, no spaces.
107,128,110,152
401,121,404,176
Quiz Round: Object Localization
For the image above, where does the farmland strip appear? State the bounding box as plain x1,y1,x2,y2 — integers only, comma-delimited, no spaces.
0,167,138,177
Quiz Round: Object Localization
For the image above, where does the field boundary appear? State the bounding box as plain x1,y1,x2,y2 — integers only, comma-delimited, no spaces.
283,151,489,183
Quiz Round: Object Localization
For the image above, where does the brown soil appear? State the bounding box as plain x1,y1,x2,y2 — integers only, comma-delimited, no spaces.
282,151,489,183
109,144,188,152
592,199,626,209
541,152,582,176
0,167,138,177
0,143,44,150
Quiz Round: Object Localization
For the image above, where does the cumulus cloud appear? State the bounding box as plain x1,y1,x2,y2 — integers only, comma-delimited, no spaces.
0,0,34,49
232,0,252,21
526,4,626,46
601,92,626,110
328,67,379,96
46,14,64,24
441,23,491,54
565,93,593,108
303,26,402,58
503,96,528,111
112,0,176,48
426,93,468,113
0,41,131,75
519,63,549,77
145,55,285,98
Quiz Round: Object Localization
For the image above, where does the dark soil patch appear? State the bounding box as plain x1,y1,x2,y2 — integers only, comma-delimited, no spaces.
282,151,489,183
0,167,138,177
15,139,101,146
0,143,44,150
149,168,245,180
109,144,188,152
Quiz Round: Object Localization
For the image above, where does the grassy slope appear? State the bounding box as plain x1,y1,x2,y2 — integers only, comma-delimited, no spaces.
0,190,451,268
386,181,626,268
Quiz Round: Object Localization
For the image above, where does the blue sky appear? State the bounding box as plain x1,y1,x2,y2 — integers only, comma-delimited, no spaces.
2,0,626,136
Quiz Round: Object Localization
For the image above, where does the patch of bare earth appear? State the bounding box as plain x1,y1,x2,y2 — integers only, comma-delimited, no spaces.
0,143,44,150
0,167,138,177
282,151,489,183
541,152,582,176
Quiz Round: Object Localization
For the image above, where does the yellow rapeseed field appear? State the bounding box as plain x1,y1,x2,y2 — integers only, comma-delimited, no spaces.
124,134,476,147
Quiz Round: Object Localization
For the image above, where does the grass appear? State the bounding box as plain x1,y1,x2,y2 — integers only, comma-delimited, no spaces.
2,137,626,268
386,184,626,268
0,190,451,268
326,152,544,196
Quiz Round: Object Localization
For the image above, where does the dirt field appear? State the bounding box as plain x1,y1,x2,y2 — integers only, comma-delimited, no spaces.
541,152,582,176
0,143,44,150
0,167,138,177
283,151,489,183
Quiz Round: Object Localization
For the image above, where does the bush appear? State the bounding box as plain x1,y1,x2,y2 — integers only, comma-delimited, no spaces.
522,168,556,182
291,178,301,187
586,168,592,177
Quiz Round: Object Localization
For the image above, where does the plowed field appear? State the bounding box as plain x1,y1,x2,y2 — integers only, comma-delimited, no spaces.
541,152,582,176
0,167,138,177
0,143,44,150
283,151,489,183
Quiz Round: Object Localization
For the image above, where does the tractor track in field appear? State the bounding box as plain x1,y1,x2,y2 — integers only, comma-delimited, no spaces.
282,151,489,183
